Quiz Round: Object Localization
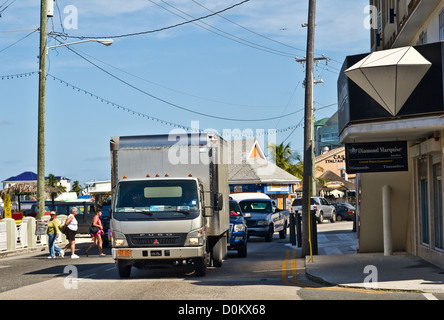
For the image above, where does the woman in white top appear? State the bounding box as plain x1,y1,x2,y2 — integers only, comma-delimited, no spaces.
60,207,79,259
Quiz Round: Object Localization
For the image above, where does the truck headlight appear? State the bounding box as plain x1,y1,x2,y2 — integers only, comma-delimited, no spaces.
233,224,245,232
257,220,269,226
185,227,206,246
112,231,128,247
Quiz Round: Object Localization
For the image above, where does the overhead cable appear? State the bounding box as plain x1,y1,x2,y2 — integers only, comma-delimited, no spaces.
49,0,250,40
63,44,304,122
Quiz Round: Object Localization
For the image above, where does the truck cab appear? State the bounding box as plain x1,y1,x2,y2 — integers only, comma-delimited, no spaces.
110,133,230,278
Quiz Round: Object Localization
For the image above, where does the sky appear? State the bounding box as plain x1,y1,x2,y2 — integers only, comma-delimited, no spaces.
0,0,370,189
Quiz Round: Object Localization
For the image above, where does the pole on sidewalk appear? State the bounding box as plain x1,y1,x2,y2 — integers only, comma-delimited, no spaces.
37,0,48,220
289,212,296,246
301,0,317,257
382,185,392,256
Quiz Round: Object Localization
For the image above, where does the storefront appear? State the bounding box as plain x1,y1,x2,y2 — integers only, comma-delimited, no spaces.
338,42,444,267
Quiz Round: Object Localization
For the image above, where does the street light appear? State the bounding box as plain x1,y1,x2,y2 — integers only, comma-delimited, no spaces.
46,39,114,53
36,0,113,219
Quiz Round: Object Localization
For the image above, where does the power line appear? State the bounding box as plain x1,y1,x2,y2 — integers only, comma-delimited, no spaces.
0,28,38,54
191,0,305,54
150,0,295,58
45,72,304,136
1,70,306,136
0,0,16,17
49,0,251,40
61,44,304,122
57,45,289,109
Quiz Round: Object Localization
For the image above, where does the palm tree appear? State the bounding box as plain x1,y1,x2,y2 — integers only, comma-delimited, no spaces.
71,180,82,197
46,173,66,210
268,142,302,177
268,142,325,187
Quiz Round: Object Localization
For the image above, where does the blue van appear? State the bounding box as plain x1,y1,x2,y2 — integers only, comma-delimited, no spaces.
228,200,248,257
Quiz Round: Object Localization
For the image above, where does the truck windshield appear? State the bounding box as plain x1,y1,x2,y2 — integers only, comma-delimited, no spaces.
239,200,272,214
115,180,198,214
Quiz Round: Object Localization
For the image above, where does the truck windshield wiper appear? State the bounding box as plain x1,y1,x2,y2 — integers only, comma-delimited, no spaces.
139,209,154,215
173,210,190,215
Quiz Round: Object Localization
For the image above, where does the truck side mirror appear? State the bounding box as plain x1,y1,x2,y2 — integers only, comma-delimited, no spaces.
215,193,223,211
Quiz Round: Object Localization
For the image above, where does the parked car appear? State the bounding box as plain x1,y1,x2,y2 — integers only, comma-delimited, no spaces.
291,196,336,223
228,200,248,257
331,203,355,221
236,196,287,242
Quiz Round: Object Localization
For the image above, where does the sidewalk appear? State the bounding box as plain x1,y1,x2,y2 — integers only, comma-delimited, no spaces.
0,235,92,258
302,227,444,294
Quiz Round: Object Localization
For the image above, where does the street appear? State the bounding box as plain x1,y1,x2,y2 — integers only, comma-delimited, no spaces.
0,221,441,303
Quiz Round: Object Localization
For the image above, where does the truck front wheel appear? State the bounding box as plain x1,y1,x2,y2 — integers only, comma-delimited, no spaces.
194,257,206,277
265,225,274,242
117,260,132,278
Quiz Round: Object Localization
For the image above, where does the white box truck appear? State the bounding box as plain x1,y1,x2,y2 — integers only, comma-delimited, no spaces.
110,133,230,278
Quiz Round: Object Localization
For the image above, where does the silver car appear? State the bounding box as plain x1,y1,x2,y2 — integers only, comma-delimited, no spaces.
291,197,336,223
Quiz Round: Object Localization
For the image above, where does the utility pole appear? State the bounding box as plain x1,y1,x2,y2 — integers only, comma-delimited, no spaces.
295,58,328,198
301,0,317,257
37,0,48,219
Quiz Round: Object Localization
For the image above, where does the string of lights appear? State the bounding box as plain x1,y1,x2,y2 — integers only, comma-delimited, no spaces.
46,73,305,137
0,71,37,80
0,70,305,137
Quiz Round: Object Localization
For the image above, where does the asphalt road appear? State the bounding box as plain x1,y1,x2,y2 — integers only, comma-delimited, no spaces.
0,222,438,304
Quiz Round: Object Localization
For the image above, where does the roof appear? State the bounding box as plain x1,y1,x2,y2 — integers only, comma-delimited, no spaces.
3,171,37,182
228,139,301,185
229,160,301,184
0,182,62,198
315,146,345,164
2,171,70,183
296,170,355,192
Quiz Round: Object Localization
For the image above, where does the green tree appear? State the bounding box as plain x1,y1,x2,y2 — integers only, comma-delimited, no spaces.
268,142,302,177
71,180,82,197
46,173,67,210
268,142,325,186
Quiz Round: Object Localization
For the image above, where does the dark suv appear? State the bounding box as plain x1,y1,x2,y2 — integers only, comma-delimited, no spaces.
28,201,110,247
228,200,248,257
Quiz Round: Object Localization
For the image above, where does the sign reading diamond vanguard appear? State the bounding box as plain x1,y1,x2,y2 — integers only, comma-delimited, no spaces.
345,141,408,174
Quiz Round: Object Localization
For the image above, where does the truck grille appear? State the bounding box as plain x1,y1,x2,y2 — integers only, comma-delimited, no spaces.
128,233,187,247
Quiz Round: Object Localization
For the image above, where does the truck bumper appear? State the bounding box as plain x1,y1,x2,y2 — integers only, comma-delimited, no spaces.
112,246,205,260
247,226,269,237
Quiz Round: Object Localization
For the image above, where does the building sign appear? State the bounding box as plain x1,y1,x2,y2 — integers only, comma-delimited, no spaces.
324,154,345,164
35,219,49,236
3,195,11,219
345,141,408,174
233,186,243,193
326,181,344,189
338,42,444,135
266,184,290,193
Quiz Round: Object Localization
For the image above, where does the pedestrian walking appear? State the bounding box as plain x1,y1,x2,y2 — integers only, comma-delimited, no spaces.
47,211,62,258
60,207,79,259
85,210,106,257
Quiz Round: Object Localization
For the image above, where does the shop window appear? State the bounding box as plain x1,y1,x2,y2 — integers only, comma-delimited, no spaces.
419,158,429,245
433,163,443,250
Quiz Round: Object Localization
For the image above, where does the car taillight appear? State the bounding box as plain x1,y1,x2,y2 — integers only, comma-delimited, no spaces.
313,205,317,212
347,210,354,214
